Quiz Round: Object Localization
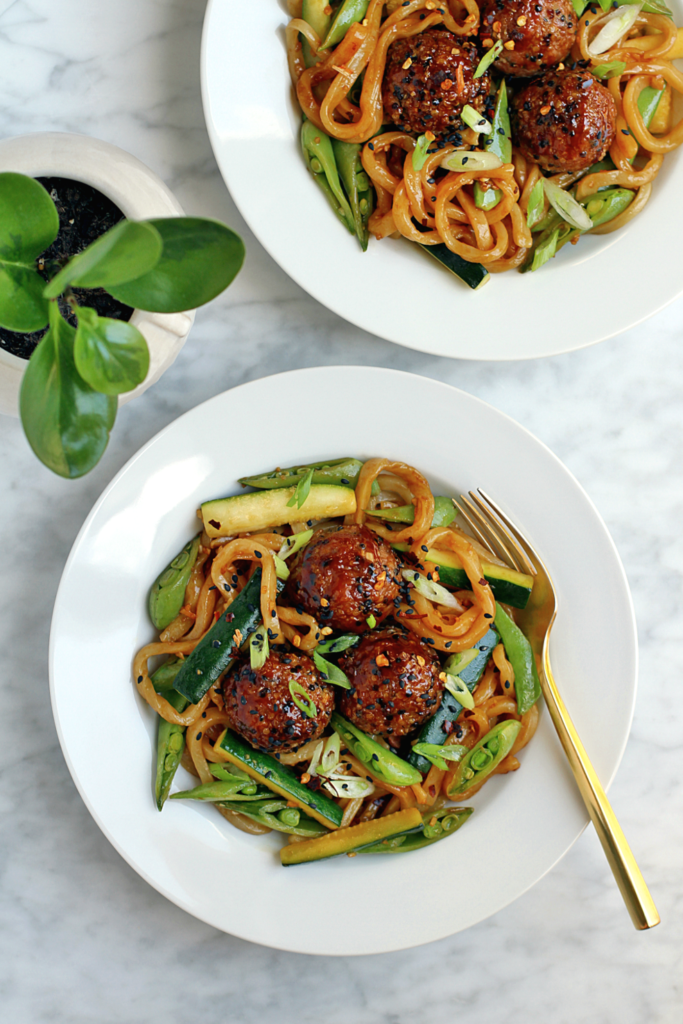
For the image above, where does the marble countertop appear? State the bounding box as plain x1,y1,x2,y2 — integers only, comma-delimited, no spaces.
1,2,681,1021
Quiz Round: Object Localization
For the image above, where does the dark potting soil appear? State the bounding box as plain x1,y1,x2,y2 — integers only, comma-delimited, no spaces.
0,176,134,360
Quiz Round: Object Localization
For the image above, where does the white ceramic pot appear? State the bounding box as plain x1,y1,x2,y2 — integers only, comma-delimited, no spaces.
0,132,195,417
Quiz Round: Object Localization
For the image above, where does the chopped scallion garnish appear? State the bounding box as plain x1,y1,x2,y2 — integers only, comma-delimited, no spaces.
461,104,492,135
366,614,377,628
587,4,642,56
401,568,460,609
412,131,435,171
443,673,475,710
440,150,503,172
526,177,545,228
273,554,290,580
316,633,360,655
592,60,627,79
322,774,374,799
278,528,314,560
529,226,561,272
543,179,593,231
288,679,318,717
249,628,269,670
473,39,503,79
286,468,314,509
411,741,469,770
313,649,352,688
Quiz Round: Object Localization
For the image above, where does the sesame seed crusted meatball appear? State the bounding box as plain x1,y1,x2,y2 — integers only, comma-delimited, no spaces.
338,628,443,737
511,68,617,173
223,651,335,754
480,0,578,77
286,524,401,633
382,28,491,140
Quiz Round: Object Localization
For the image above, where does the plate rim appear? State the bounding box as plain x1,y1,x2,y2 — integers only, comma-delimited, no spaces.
48,366,639,953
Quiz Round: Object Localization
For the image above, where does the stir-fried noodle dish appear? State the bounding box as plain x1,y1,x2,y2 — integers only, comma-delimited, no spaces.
285,0,683,288
135,458,541,864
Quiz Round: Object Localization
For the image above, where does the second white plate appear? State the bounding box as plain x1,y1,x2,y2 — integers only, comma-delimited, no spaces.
201,0,683,361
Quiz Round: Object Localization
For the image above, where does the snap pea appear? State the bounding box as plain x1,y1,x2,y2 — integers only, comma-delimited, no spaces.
360,806,473,853
148,534,201,631
582,187,634,227
217,798,329,837
301,120,355,234
331,712,422,786
446,719,521,797
301,0,332,67
170,777,270,802
494,603,541,714
151,658,188,811
320,0,370,51
332,140,374,251
239,456,363,490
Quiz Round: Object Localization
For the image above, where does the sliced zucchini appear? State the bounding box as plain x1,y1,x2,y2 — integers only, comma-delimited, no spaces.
202,483,357,538
393,543,533,609
214,728,344,829
360,806,473,853
407,627,498,773
365,495,455,527
419,242,490,290
280,807,423,864
239,457,363,490
172,569,285,705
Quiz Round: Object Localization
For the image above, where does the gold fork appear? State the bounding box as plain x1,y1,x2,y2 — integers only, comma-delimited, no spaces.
453,488,660,931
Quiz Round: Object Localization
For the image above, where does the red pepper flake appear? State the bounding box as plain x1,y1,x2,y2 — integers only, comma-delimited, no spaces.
504,40,515,50
376,654,390,667
402,57,413,70
301,773,311,784
416,655,426,667
320,597,329,607
441,79,453,91
540,104,551,115
456,65,465,95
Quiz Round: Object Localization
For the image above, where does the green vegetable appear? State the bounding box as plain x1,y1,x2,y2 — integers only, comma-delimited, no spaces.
494,603,541,714
474,182,502,212
442,673,475,711
320,0,371,50
312,649,352,688
410,742,468,771
617,0,672,15
582,187,634,227
316,633,360,655
171,777,265,802
408,628,499,773
0,172,58,332
473,40,503,79
278,530,314,561
289,679,318,717
218,798,329,837
526,177,545,229
446,719,521,797
360,805,473,852
392,543,534,609
216,728,344,829
412,133,435,171
572,0,589,15
333,140,374,251
301,0,332,66
365,614,377,629
365,494,455,527
301,119,355,233
281,807,423,864
286,467,315,509
148,534,201,631
462,104,492,135
239,457,364,490
249,627,269,670
637,85,665,135
441,151,502,173
402,568,462,610
593,60,628,79
151,658,188,811
172,569,285,704
525,224,563,272
543,179,593,231
419,242,490,290
201,483,357,537
485,80,512,165
331,712,422,786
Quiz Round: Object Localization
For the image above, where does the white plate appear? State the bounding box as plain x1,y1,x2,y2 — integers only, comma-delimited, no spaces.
200,0,683,361
50,367,637,954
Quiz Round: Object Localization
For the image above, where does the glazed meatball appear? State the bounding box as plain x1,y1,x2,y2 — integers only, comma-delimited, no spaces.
382,29,491,141
223,651,335,754
480,0,577,77
338,628,443,737
286,524,401,633
511,68,617,173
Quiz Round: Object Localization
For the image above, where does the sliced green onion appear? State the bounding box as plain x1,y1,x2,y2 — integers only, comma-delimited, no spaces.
440,151,503,172
411,741,468,770
288,680,318,718
316,633,360,655
273,554,290,580
597,0,613,10
543,179,593,231
286,467,315,509
412,131,435,171
401,568,460,609
307,739,324,777
618,0,671,16
312,649,352,688
461,104,492,135
323,773,375,799
278,528,314,560
366,614,377,629
572,0,589,13
473,39,503,79
249,628,269,670
587,4,642,57
443,673,475,710
593,60,627,78
320,732,341,776
526,177,545,228
529,226,560,272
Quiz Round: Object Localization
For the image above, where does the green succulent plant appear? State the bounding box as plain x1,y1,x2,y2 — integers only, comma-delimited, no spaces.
0,171,245,478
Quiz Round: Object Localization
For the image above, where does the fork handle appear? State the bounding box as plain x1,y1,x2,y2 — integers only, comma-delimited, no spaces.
541,651,660,930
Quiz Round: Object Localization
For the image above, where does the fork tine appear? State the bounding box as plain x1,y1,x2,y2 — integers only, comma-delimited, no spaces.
459,493,528,573
473,490,537,577
452,497,498,556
